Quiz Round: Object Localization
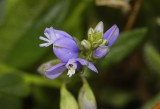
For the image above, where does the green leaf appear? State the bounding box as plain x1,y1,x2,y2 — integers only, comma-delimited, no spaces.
60,84,79,109
97,28,147,70
0,0,57,61
78,78,97,109
63,0,91,39
99,87,135,108
144,43,160,74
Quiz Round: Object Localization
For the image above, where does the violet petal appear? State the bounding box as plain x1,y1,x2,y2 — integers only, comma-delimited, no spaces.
88,62,98,73
54,29,72,39
44,27,72,42
94,21,103,33
75,58,98,73
53,37,79,62
46,62,66,79
103,24,119,47
93,46,109,59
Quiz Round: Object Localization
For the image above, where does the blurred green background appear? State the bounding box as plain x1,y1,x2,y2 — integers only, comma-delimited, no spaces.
0,0,160,109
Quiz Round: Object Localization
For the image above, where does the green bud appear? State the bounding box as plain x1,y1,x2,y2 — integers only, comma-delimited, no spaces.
97,39,103,44
81,40,91,49
92,42,99,48
38,59,61,76
99,40,108,46
94,21,104,33
88,28,94,42
78,78,97,109
92,39,103,48
60,84,79,109
94,31,103,40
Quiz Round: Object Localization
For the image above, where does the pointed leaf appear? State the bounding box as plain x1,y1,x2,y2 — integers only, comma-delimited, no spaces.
144,43,160,75
60,84,79,109
97,28,147,70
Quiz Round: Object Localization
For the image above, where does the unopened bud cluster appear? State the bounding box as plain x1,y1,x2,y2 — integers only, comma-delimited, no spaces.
81,21,119,60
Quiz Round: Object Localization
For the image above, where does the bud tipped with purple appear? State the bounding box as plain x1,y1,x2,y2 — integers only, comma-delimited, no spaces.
94,21,104,33
93,46,109,59
92,24,119,59
103,24,119,47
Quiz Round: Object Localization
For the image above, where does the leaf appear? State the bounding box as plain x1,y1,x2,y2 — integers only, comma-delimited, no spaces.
99,87,135,108
78,78,97,109
60,84,79,109
63,0,91,39
97,28,147,70
0,0,57,61
144,43,160,75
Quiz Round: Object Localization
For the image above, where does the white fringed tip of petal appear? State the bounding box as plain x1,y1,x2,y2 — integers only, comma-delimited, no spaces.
67,68,76,77
39,36,53,47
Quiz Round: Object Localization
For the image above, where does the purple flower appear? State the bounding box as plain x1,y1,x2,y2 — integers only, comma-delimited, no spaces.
39,27,98,79
39,27,72,47
93,22,119,59
46,58,98,79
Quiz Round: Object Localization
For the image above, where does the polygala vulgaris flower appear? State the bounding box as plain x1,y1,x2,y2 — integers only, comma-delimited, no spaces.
39,27,79,62
46,58,98,79
93,22,119,59
39,27,98,79
39,21,119,79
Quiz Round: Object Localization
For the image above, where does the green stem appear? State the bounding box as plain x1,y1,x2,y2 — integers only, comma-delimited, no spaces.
0,62,62,88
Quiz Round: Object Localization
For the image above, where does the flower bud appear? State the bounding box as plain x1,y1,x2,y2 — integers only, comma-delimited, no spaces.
92,39,103,48
93,46,109,59
78,79,97,109
88,28,94,42
60,84,79,109
94,21,104,33
81,40,91,49
38,59,61,75
103,24,119,47
99,40,108,46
